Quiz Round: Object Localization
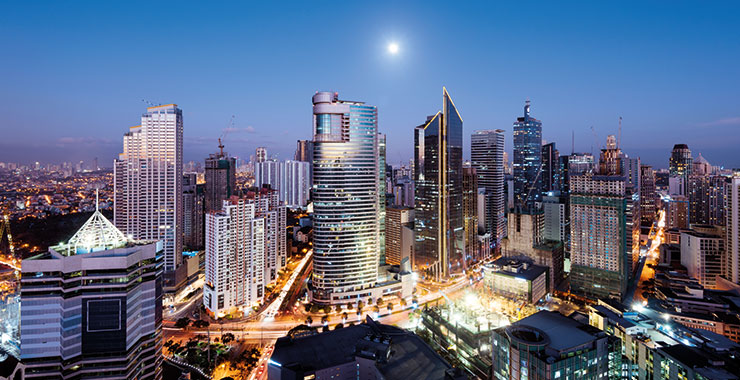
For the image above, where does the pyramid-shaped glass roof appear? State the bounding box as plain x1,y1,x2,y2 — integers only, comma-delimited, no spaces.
66,209,127,255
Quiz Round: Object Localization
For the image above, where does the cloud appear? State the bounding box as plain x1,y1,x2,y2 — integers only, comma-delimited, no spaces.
56,137,114,146
698,117,740,127
223,126,256,134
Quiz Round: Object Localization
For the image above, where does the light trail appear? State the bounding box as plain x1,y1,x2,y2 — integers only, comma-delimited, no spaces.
261,249,312,321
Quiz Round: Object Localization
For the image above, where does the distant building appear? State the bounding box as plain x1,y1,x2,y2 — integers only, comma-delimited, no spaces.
255,146,267,163
670,144,693,195
666,195,690,229
541,142,560,193
114,104,183,272
21,209,163,379
502,212,564,291
688,175,727,226
183,173,205,250
471,129,506,252
414,88,464,280
640,164,657,225
542,192,567,244
512,101,542,213
482,257,548,303
268,318,466,380
491,311,621,380
204,145,236,213
294,140,313,162
392,178,415,208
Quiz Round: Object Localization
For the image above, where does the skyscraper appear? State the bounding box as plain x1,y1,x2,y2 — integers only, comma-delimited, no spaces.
462,165,479,262
414,88,464,280
471,129,505,253
254,159,280,189
279,160,311,209
512,101,542,213
688,174,727,226
379,133,387,265
114,104,183,272
205,143,236,213
21,209,163,379
385,206,414,266
640,164,657,225
541,142,560,193
670,144,693,194
310,91,380,304
183,173,205,250
727,175,740,284
294,140,314,162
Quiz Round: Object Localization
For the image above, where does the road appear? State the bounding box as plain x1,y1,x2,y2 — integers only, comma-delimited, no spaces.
632,209,665,304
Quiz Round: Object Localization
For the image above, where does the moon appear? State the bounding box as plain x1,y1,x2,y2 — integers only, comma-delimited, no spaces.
388,42,399,55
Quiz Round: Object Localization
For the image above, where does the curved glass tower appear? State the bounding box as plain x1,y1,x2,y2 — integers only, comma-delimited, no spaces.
310,91,379,304
513,101,542,213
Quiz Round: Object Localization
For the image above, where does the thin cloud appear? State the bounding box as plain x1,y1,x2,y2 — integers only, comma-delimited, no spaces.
56,137,114,146
223,126,256,134
698,117,740,127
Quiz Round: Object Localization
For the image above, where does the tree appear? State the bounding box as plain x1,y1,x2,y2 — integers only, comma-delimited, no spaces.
357,300,364,311
305,316,313,326
346,302,354,311
387,302,393,313
304,303,312,313
342,312,348,321
367,297,373,305
321,314,329,325
222,332,235,345
400,298,407,308
335,323,344,329
175,317,191,329
376,298,384,307
164,339,174,348
373,306,380,314
334,304,343,313
167,342,182,356
310,304,321,314
192,319,210,329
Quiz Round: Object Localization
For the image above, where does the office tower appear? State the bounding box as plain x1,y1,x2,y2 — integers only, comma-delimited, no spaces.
21,208,163,379
204,196,265,317
491,311,621,380
279,160,311,208
688,175,727,225
559,155,570,194
541,142,560,193
512,100,542,213
114,104,183,272
471,129,505,252
386,206,414,266
256,146,267,162
294,139,314,162
183,173,205,250
681,226,725,289
310,91,380,304
570,171,636,300
640,164,657,225
205,144,236,212
379,133,387,265
393,178,415,208
502,211,563,291
599,135,621,175
670,144,693,195
568,152,595,175
414,88,464,280
727,176,740,284
462,166,479,262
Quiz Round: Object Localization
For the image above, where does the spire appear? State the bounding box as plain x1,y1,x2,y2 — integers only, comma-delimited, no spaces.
64,204,127,255
524,99,531,118
95,188,99,211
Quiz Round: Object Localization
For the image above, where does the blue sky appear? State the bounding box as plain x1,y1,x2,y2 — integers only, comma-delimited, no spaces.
1,1,739,169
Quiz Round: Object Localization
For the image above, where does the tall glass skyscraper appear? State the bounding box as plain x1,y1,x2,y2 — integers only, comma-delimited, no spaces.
379,133,387,265
513,101,542,214
310,92,379,304
414,88,464,280
471,129,505,254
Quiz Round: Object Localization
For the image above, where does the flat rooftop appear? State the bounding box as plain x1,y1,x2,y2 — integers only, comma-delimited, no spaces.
512,311,603,354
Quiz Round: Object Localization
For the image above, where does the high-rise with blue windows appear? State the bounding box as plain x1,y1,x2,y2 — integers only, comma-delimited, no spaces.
512,101,542,214
414,88,464,280
310,92,380,304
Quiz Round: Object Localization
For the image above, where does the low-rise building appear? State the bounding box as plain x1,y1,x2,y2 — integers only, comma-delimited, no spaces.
482,257,548,303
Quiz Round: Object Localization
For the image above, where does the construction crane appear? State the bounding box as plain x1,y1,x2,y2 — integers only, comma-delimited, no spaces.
217,115,235,156
141,99,161,108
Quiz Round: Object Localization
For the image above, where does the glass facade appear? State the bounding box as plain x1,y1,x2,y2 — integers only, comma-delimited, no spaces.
414,88,464,280
513,101,543,214
311,92,379,304
471,129,506,252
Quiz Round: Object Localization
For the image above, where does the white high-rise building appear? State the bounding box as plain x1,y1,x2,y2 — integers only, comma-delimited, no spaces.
310,91,380,304
727,175,740,284
203,187,286,317
471,129,506,252
255,159,311,208
114,104,183,272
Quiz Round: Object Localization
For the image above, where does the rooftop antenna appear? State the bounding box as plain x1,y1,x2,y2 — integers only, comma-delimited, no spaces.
571,130,575,155
618,116,622,150
141,99,161,107
95,188,99,212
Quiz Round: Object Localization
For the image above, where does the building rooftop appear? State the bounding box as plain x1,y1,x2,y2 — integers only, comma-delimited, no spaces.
510,311,605,354
271,318,460,380
485,257,548,281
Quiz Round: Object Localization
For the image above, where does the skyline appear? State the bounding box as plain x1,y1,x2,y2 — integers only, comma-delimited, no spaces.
2,1,740,168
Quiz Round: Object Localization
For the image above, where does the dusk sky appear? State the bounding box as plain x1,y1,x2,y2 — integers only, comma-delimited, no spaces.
1,1,739,169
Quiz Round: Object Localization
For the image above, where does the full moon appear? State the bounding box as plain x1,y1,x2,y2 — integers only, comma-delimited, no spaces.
388,42,399,54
